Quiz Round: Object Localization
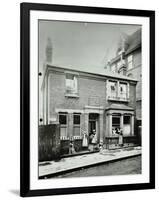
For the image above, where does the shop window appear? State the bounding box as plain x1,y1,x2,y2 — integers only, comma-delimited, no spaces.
65,73,78,95
73,114,80,136
59,113,67,137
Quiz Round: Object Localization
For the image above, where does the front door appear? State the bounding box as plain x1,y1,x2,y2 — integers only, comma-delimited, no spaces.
89,120,96,137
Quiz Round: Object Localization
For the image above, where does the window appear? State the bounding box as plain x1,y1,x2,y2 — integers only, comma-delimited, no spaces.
108,81,117,98
66,73,78,95
59,113,67,137
116,61,121,72
119,83,127,99
107,80,129,101
73,114,81,136
123,115,131,135
59,114,67,125
127,54,133,70
112,115,120,131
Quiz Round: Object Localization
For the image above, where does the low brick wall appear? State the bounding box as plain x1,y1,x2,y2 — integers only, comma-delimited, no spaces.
39,124,60,162
105,136,138,149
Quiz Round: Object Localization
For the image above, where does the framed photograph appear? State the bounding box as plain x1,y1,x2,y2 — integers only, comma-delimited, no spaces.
20,2,155,197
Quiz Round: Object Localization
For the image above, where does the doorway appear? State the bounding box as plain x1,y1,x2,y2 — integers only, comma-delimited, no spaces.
88,114,99,148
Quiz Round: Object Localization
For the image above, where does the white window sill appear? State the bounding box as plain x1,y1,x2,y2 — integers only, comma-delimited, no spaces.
65,93,79,98
108,96,129,102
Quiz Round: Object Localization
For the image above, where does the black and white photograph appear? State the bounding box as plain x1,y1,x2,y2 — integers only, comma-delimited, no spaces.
20,3,155,197
38,20,142,179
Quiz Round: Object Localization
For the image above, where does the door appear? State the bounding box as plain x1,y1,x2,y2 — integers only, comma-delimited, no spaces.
89,120,96,135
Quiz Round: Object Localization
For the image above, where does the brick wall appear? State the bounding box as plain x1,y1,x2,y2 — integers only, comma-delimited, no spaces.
48,70,136,120
48,72,107,118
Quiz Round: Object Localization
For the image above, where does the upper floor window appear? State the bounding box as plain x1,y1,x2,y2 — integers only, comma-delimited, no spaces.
119,83,127,99
65,73,78,95
127,54,133,70
108,81,117,99
107,80,129,102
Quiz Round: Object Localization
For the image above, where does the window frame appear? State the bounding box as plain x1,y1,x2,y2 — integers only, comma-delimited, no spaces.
58,112,68,138
127,54,133,70
107,79,129,102
65,71,79,97
73,113,81,137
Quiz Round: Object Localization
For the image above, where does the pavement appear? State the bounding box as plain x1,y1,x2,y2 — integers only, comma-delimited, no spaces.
39,146,142,178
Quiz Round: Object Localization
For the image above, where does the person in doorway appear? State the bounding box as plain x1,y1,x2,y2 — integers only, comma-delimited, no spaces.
92,129,97,151
82,131,88,149
89,131,94,151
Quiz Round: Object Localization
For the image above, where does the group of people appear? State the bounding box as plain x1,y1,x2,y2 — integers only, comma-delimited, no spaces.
82,129,98,151
112,127,123,147
69,127,124,154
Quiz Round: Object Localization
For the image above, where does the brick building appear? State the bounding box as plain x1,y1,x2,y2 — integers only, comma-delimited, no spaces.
107,28,142,120
40,64,138,151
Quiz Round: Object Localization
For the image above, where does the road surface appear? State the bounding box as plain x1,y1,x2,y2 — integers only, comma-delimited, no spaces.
55,155,141,178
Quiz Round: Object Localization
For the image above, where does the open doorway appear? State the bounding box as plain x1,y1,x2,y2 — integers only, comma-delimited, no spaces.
88,113,99,150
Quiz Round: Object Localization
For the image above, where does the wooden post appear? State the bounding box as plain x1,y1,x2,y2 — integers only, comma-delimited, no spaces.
99,113,104,143
131,114,135,135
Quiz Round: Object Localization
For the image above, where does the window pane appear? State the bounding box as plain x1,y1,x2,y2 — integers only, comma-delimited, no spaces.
120,83,127,99
108,81,117,98
124,116,130,124
60,127,67,137
73,127,80,136
59,114,67,125
112,117,120,125
73,115,80,125
66,74,78,94
127,55,133,70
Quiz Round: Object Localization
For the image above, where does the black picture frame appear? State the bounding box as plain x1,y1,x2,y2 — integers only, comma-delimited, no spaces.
20,2,155,197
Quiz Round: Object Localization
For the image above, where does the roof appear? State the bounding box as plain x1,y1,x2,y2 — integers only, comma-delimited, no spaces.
109,28,141,64
106,103,134,111
46,64,138,82
125,28,141,55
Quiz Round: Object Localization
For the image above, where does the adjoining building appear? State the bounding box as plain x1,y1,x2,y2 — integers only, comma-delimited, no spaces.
40,63,138,153
107,28,142,122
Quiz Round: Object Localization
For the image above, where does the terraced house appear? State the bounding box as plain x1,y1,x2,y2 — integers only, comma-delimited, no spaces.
107,28,142,122
40,63,138,153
